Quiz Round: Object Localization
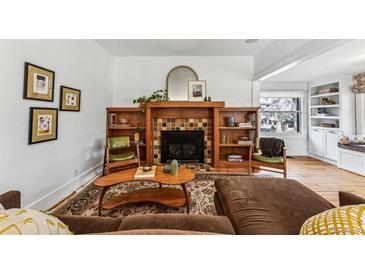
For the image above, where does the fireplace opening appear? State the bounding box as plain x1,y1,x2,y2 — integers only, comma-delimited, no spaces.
160,130,204,163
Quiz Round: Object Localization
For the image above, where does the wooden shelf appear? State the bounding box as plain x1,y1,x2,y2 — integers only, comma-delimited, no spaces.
109,126,146,130
219,144,253,147
310,116,340,119
102,187,187,209
310,92,339,98
310,126,340,130
145,101,225,108
216,160,250,167
219,127,256,130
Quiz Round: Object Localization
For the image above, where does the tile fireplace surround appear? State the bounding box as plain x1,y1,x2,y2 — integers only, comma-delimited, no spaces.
153,118,213,164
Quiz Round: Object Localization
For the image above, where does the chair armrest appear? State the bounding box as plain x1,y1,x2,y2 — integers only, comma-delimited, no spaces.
0,191,21,209
282,146,287,157
54,214,122,235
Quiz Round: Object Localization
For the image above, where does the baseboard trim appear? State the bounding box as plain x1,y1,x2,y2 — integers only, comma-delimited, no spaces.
25,162,103,210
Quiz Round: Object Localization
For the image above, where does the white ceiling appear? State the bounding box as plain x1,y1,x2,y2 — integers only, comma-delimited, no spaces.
95,39,274,56
265,39,365,82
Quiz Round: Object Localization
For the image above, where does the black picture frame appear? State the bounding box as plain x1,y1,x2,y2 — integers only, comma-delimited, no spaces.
28,107,58,145
59,85,81,112
23,62,55,102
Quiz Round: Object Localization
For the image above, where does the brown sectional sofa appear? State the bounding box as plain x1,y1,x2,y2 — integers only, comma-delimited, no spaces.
1,176,364,235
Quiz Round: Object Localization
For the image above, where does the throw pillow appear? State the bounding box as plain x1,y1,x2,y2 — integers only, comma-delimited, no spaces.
300,204,365,235
0,208,73,235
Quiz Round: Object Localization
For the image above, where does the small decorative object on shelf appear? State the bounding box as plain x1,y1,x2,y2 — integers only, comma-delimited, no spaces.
222,133,227,144
134,132,140,142
109,113,116,126
238,122,253,128
320,98,336,105
317,87,339,94
170,159,179,175
120,118,128,126
226,116,235,127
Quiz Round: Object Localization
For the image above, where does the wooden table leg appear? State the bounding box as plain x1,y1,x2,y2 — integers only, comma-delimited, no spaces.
248,145,253,175
182,183,190,214
98,186,109,216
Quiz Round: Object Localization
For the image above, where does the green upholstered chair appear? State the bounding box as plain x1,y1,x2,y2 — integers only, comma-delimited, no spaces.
104,136,140,175
252,137,287,178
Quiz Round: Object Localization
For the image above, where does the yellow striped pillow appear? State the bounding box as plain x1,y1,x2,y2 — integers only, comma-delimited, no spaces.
300,204,365,235
0,208,73,235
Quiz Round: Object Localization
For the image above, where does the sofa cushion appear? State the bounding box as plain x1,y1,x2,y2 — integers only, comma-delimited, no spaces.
91,229,220,235
253,153,283,164
118,213,235,234
55,214,122,235
339,191,365,206
300,204,365,235
215,176,335,235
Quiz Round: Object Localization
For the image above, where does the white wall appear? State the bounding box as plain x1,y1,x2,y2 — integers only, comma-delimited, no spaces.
113,56,256,107
0,40,113,209
260,82,308,156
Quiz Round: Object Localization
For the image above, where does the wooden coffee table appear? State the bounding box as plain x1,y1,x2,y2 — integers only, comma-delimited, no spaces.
94,166,195,216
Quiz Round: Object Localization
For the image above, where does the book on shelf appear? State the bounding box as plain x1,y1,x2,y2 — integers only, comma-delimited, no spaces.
227,154,243,161
227,158,243,162
134,166,157,179
110,124,132,129
238,122,253,128
237,140,253,145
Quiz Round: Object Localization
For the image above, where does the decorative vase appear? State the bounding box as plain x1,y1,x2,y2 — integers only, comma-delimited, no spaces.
134,132,140,142
226,116,235,127
170,159,179,176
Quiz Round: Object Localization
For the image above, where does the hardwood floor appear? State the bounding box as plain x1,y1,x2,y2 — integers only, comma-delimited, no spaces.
258,156,365,206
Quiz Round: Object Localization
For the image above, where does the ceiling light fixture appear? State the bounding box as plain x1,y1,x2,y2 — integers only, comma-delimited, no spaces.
245,39,259,44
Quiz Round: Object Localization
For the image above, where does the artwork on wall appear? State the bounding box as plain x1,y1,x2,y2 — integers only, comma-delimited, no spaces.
188,80,206,101
29,107,58,144
59,86,81,111
23,62,55,102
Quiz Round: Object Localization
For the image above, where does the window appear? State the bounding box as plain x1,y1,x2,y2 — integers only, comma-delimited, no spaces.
260,97,302,133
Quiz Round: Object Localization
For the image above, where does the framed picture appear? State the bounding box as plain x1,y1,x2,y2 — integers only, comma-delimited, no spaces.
29,107,58,144
59,86,81,111
23,62,55,102
188,80,206,101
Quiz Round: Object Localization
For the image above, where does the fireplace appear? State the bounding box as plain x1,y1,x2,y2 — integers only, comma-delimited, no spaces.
160,130,204,163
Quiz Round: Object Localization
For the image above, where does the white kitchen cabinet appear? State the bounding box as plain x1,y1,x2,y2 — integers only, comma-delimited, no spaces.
309,128,342,162
324,130,342,161
309,128,324,157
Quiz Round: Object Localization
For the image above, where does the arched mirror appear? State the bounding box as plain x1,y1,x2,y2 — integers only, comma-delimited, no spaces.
166,65,198,100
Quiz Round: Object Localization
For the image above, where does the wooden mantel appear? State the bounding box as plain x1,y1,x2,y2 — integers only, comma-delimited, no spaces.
144,101,225,108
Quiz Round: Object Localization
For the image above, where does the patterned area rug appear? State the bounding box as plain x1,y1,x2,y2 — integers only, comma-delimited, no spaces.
52,173,250,219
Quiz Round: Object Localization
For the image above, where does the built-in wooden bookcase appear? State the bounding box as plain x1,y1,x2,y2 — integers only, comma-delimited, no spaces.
106,104,259,171
213,107,259,168
106,107,147,163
